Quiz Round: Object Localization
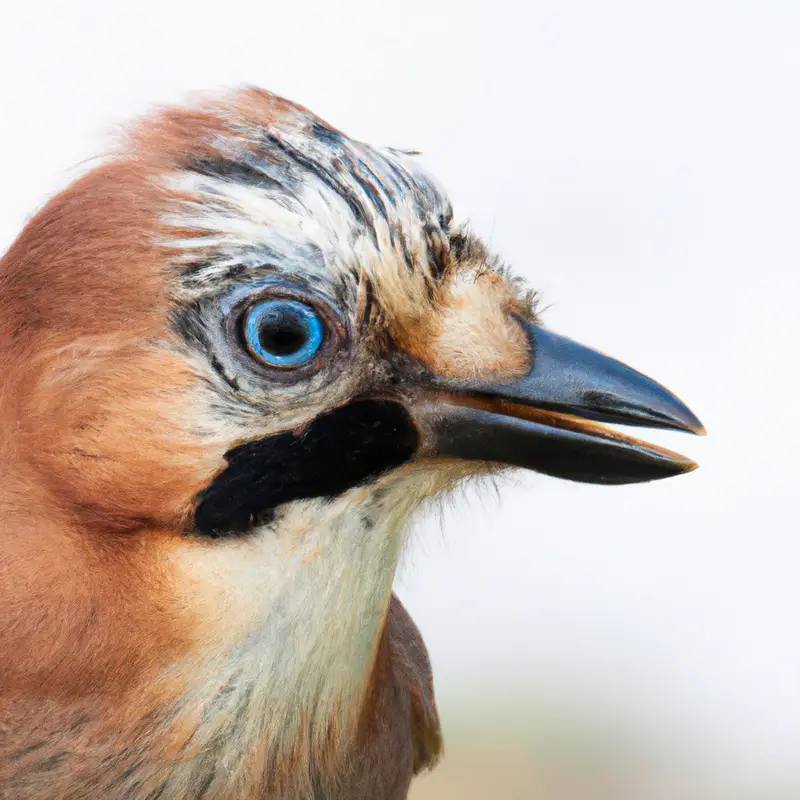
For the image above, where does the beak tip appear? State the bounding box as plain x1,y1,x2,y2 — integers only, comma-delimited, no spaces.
671,404,705,437
684,415,706,436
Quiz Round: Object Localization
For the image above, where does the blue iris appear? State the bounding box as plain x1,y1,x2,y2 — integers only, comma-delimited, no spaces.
243,299,325,367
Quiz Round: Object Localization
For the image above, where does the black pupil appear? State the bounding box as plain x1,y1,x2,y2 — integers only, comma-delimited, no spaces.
258,307,309,356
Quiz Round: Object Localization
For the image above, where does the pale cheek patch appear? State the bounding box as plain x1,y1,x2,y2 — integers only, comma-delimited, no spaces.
405,270,531,381
24,341,232,527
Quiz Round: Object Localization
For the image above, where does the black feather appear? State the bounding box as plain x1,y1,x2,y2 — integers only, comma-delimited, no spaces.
193,399,419,537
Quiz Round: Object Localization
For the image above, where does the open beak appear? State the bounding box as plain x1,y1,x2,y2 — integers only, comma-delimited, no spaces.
409,321,705,485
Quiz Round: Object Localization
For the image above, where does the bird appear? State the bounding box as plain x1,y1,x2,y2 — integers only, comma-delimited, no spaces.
0,87,703,799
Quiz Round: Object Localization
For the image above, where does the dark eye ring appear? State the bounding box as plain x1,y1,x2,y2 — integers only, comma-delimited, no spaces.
242,299,325,368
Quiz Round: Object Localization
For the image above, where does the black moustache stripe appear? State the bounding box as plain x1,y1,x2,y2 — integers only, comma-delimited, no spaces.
193,399,419,537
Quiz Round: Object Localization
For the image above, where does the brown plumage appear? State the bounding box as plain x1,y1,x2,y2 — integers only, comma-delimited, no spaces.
0,87,702,798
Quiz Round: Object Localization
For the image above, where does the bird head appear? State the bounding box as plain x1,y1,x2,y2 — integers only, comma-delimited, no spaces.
0,88,703,794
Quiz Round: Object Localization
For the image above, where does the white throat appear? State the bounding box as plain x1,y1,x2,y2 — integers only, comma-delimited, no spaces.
160,474,429,796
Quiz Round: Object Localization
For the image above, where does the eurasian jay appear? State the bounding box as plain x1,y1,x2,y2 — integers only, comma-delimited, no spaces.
0,88,703,799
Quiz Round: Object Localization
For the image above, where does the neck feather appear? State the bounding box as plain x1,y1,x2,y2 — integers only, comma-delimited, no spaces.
159,479,423,796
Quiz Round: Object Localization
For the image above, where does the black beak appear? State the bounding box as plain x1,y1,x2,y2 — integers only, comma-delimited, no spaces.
410,321,705,485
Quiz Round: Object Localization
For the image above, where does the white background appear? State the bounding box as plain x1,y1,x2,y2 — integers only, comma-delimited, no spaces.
2,1,798,793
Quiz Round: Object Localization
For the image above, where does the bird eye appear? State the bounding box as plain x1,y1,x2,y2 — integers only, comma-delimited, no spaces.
242,299,325,368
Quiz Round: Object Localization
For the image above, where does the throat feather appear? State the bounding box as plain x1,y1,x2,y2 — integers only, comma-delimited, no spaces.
164,486,420,797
